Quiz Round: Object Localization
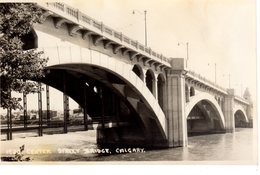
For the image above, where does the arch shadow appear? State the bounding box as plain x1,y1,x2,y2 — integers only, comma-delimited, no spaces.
185,92,226,129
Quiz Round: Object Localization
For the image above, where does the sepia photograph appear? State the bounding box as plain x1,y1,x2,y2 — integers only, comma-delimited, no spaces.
0,0,258,166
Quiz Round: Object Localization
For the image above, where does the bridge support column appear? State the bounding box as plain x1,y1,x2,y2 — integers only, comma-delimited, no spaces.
244,89,253,127
83,85,88,131
63,75,69,133
246,105,253,128
166,58,187,147
100,88,105,130
63,94,69,133
223,89,235,133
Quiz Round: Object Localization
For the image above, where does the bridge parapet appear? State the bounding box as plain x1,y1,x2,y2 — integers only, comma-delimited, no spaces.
234,96,250,106
186,71,250,104
226,89,250,106
37,2,171,68
186,70,227,95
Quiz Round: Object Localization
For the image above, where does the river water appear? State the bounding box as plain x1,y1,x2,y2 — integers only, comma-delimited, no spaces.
0,128,257,163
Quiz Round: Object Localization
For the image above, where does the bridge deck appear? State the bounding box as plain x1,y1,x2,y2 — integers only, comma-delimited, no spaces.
36,2,249,106
37,2,171,68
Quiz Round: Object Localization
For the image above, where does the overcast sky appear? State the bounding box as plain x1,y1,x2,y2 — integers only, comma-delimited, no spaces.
66,0,256,96
0,0,257,112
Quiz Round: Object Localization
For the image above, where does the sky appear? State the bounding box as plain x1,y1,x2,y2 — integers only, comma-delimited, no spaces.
65,0,256,96
0,0,257,112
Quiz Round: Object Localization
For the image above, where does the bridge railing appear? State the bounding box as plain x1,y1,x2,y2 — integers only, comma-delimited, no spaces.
38,2,171,67
234,96,250,105
187,70,227,93
187,71,250,105
38,2,248,99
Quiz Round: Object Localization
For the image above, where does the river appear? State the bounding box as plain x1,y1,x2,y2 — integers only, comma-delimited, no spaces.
0,128,257,163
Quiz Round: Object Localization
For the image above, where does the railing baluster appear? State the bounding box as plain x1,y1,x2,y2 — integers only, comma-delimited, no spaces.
40,2,172,66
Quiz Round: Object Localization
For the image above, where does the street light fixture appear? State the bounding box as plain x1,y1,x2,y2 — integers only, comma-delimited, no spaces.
133,9,147,46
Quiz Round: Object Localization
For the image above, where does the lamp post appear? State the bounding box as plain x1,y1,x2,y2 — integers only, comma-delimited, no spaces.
144,10,147,47
177,42,189,68
133,10,147,46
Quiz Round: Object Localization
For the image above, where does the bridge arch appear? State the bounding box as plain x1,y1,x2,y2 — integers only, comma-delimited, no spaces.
234,106,249,127
190,86,195,97
145,69,156,96
185,92,226,129
157,73,166,109
40,48,167,146
132,64,144,81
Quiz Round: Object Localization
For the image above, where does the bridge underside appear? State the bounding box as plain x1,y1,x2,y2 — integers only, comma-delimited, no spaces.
40,64,167,148
234,110,249,128
187,100,225,136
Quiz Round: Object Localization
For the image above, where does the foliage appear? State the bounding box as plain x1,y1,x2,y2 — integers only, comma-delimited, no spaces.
0,3,48,110
1,145,31,161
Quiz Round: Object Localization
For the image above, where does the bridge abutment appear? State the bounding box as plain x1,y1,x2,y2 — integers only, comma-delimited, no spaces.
166,58,188,147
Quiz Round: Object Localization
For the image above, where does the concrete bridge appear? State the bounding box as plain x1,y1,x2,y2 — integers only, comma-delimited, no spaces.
7,2,253,148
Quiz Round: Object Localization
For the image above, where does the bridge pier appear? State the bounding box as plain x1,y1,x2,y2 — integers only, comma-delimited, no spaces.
223,89,235,133
166,58,188,147
244,89,253,128
83,85,89,131
63,94,69,133
63,75,69,134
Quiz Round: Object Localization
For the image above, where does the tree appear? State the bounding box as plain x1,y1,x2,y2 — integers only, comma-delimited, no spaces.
0,3,48,110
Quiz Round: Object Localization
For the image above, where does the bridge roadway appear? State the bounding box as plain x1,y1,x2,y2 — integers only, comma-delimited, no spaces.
2,2,253,148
